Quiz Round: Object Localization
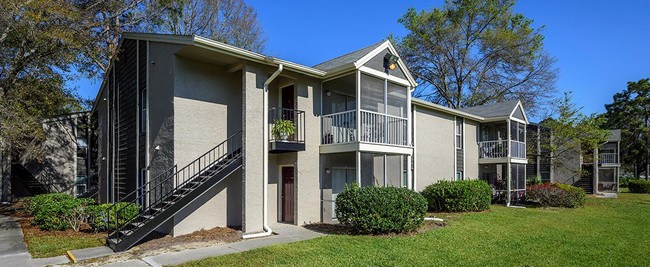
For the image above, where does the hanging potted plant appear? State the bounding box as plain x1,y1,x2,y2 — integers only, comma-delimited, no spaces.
272,119,295,141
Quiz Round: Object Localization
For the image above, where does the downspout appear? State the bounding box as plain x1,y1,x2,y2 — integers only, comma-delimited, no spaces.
242,63,283,239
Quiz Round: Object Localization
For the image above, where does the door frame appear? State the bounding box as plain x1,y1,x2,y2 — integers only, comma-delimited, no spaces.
278,165,296,223
278,83,296,110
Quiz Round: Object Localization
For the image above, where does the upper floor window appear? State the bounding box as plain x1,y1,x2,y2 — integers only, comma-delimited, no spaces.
510,121,525,142
455,117,463,149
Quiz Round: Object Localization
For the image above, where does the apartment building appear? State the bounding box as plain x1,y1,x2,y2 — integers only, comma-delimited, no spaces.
93,33,530,251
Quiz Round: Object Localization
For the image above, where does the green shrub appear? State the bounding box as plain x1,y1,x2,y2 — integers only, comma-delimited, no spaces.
628,180,650,194
527,183,585,208
421,180,492,212
87,202,140,231
335,185,427,234
26,193,94,231
619,177,636,188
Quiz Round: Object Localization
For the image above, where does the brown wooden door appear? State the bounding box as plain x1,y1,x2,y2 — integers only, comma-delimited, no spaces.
281,166,294,223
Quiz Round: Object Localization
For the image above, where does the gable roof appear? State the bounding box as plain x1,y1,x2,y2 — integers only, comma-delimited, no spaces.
460,100,520,118
313,40,385,72
412,99,484,121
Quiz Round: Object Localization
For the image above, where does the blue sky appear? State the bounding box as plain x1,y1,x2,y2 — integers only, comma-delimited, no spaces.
71,0,650,118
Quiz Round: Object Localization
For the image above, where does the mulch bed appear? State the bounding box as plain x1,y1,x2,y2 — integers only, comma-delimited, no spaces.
131,226,241,253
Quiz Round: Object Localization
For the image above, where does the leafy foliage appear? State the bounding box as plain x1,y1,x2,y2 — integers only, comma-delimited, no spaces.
526,183,585,208
602,78,650,178
421,180,492,212
87,202,140,231
538,92,610,176
628,180,650,194
335,185,427,234
26,193,93,231
25,193,138,231
396,0,557,115
0,0,86,159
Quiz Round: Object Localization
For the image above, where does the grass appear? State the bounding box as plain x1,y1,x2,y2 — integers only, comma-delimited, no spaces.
23,233,105,258
177,193,650,266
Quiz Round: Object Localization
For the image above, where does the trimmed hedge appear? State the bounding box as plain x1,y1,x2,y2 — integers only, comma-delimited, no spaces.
628,180,650,194
421,180,492,212
526,183,585,208
335,185,427,234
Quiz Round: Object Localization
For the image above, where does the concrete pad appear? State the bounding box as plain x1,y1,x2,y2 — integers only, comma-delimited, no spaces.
101,259,150,267
69,246,114,261
596,192,618,198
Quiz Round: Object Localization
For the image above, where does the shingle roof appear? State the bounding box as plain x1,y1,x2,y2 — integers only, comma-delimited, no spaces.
459,100,520,119
607,129,621,142
312,40,385,72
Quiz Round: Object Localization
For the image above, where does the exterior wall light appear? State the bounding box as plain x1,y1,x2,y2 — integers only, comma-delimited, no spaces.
325,168,331,174
383,53,399,73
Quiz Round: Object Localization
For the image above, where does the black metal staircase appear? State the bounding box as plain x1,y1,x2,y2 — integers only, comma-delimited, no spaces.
106,132,242,252
11,163,49,196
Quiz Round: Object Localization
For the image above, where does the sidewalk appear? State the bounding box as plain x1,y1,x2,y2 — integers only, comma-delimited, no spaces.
90,223,325,266
0,214,69,267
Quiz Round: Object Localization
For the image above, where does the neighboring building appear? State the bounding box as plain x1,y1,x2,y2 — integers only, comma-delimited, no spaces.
2,112,96,201
526,124,621,193
94,33,531,252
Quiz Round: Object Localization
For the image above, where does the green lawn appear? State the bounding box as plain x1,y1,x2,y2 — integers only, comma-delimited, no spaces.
24,233,105,258
178,193,650,266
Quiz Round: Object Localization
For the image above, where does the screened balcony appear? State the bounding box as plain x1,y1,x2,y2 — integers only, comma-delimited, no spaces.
598,142,619,165
321,72,410,148
478,121,526,160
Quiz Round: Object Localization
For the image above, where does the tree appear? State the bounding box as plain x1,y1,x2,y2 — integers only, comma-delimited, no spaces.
396,0,557,115
77,0,265,77
537,92,610,176
602,79,650,179
0,0,86,159
158,0,265,52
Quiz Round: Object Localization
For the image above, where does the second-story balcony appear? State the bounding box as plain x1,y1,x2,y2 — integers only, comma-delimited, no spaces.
269,108,305,153
479,140,526,160
321,109,408,146
598,153,619,165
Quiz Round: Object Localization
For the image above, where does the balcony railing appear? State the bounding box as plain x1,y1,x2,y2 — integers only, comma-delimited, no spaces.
479,140,526,159
321,110,356,144
269,108,305,152
479,140,507,158
360,110,408,146
598,153,618,164
321,110,408,146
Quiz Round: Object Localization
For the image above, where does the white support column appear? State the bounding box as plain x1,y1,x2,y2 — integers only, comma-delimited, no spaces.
356,151,362,187
506,119,512,205
356,71,361,142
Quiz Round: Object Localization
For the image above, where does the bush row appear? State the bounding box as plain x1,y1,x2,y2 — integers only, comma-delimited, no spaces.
335,185,427,234
26,193,139,232
628,180,650,194
526,183,585,208
421,180,492,212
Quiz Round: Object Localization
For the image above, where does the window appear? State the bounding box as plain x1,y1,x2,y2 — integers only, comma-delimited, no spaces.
140,89,147,133
456,171,463,181
455,117,463,149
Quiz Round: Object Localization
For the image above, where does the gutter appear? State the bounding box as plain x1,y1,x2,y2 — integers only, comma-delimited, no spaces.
242,63,283,239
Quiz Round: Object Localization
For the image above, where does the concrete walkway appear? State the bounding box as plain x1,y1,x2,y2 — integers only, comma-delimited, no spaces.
0,214,69,267
99,223,325,267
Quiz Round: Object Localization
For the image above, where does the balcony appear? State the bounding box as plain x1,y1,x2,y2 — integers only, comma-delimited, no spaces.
479,140,526,159
598,153,618,165
321,110,408,146
269,108,305,153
